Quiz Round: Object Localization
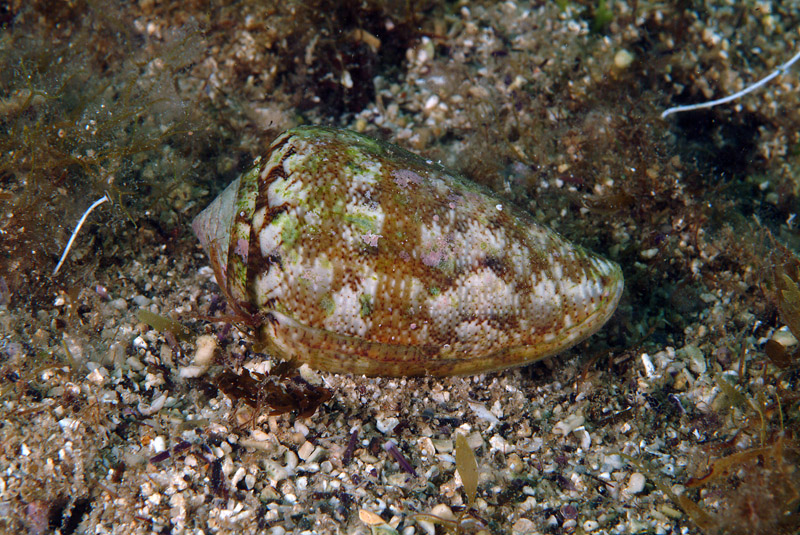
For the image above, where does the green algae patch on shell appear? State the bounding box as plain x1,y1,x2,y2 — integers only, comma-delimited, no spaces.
192,126,623,377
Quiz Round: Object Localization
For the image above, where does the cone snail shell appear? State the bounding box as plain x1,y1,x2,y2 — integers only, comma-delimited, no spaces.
192,126,623,377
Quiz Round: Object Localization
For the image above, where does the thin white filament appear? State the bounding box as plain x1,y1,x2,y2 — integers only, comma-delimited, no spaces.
662,48,800,118
52,194,109,276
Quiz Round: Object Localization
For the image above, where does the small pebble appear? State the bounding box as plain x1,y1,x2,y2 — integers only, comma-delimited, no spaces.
613,49,635,69
583,519,600,532
86,368,105,385
424,94,440,110
640,247,659,259
151,436,166,453
293,420,310,436
305,446,326,464
431,439,453,453
507,453,524,474
552,413,585,436
417,437,436,458
772,327,797,347
297,441,315,461
110,298,127,311
682,344,707,375
230,466,246,487
511,518,537,534
429,504,455,521
625,472,646,495
375,416,399,434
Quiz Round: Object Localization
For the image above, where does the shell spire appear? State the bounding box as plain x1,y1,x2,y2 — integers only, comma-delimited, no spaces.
193,126,623,377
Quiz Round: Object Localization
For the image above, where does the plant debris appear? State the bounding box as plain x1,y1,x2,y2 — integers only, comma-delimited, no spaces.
212,368,332,418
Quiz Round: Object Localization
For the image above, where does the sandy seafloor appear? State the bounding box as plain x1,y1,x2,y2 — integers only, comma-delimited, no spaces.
1,1,800,534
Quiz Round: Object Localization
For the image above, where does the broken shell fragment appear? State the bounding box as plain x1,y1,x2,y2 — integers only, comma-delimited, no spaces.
192,126,623,377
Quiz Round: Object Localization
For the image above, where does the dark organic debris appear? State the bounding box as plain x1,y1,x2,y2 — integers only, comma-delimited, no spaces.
212,368,332,418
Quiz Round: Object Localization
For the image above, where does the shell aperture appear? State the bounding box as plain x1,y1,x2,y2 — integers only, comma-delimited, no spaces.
192,126,623,377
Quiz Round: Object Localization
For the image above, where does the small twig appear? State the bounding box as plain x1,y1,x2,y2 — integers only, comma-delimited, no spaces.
383,440,417,476
662,48,800,118
343,429,359,467
53,194,110,276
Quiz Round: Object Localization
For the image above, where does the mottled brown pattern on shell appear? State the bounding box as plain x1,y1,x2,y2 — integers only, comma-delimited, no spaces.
193,126,623,376
245,129,617,375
